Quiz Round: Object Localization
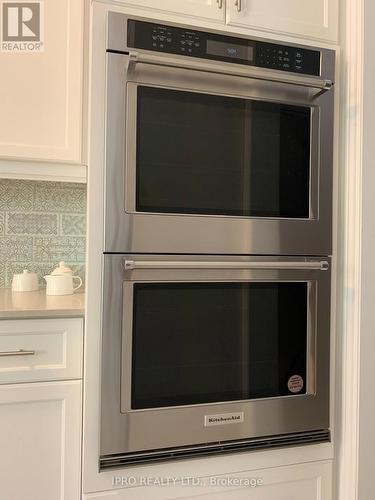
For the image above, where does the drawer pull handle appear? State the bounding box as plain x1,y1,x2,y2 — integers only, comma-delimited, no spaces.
0,349,36,357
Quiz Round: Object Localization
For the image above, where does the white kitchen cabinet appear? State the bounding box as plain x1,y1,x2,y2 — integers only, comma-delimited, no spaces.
83,460,332,500
0,0,85,163
0,380,82,500
226,0,339,42
107,0,338,42
113,0,225,22
0,318,83,384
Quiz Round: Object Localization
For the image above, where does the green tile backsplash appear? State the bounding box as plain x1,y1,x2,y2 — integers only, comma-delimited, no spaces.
0,179,86,288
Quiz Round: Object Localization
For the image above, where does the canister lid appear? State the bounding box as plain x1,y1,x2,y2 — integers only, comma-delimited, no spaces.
51,261,73,275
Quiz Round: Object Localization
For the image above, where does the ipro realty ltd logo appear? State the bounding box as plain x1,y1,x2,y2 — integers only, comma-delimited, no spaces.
1,1,44,52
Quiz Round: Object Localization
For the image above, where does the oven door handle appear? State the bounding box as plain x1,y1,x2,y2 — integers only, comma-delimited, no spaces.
123,259,329,271
126,51,333,96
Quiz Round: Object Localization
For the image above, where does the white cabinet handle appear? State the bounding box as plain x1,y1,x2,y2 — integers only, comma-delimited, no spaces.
0,349,36,357
234,0,242,12
216,0,223,8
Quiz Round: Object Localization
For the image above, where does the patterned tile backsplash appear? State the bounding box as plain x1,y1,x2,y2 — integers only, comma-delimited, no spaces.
0,179,86,288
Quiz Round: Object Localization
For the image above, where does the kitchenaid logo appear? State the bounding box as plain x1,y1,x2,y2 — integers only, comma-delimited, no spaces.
1,1,44,52
204,412,244,427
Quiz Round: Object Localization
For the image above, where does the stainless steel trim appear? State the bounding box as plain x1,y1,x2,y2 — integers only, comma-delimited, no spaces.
235,0,242,12
307,281,317,395
309,105,320,219
100,430,331,469
125,80,321,222
0,349,36,357
217,0,223,8
121,277,317,414
123,259,329,271
127,51,333,95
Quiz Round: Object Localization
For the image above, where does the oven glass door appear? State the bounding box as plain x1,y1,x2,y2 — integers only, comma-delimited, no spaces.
127,84,317,219
101,255,330,456
129,280,312,410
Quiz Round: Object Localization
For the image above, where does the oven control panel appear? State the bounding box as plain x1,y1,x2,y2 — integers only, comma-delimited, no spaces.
127,19,321,76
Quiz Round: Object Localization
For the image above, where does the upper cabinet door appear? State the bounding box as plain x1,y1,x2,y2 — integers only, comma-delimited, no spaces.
0,0,85,163
115,0,225,22
227,0,339,42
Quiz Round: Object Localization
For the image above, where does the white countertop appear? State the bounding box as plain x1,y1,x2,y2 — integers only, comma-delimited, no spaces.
0,288,85,319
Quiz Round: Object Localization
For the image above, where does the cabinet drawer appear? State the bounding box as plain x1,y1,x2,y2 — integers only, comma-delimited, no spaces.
0,318,83,384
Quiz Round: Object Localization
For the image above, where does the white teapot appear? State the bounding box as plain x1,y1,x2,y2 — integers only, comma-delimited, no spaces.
44,262,82,296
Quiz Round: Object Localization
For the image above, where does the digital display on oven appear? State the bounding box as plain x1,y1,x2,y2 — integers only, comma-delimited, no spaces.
206,39,254,61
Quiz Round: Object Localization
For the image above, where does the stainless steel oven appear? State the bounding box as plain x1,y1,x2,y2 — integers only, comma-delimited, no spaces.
100,254,331,468
105,13,335,256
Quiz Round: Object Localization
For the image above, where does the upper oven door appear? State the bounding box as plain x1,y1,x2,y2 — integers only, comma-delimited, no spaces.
105,42,334,256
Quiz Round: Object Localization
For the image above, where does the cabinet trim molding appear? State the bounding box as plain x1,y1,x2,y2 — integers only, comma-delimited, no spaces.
0,159,87,183
335,0,363,499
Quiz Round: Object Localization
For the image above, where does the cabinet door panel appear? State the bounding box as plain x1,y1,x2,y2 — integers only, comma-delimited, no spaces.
227,0,338,42
0,0,84,162
113,0,225,21
0,380,81,500
83,461,332,500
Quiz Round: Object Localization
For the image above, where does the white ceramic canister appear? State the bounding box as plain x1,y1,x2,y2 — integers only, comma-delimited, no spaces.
11,270,39,292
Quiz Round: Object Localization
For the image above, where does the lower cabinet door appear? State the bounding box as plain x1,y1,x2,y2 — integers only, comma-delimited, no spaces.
83,460,332,500
0,380,82,500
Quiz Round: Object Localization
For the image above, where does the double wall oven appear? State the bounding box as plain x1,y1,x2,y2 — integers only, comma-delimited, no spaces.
101,12,335,468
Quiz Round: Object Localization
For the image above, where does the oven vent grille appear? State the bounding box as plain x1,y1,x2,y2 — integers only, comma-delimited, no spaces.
100,429,330,470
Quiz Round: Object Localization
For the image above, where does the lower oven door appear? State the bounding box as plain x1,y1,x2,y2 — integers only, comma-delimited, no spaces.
100,255,331,461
